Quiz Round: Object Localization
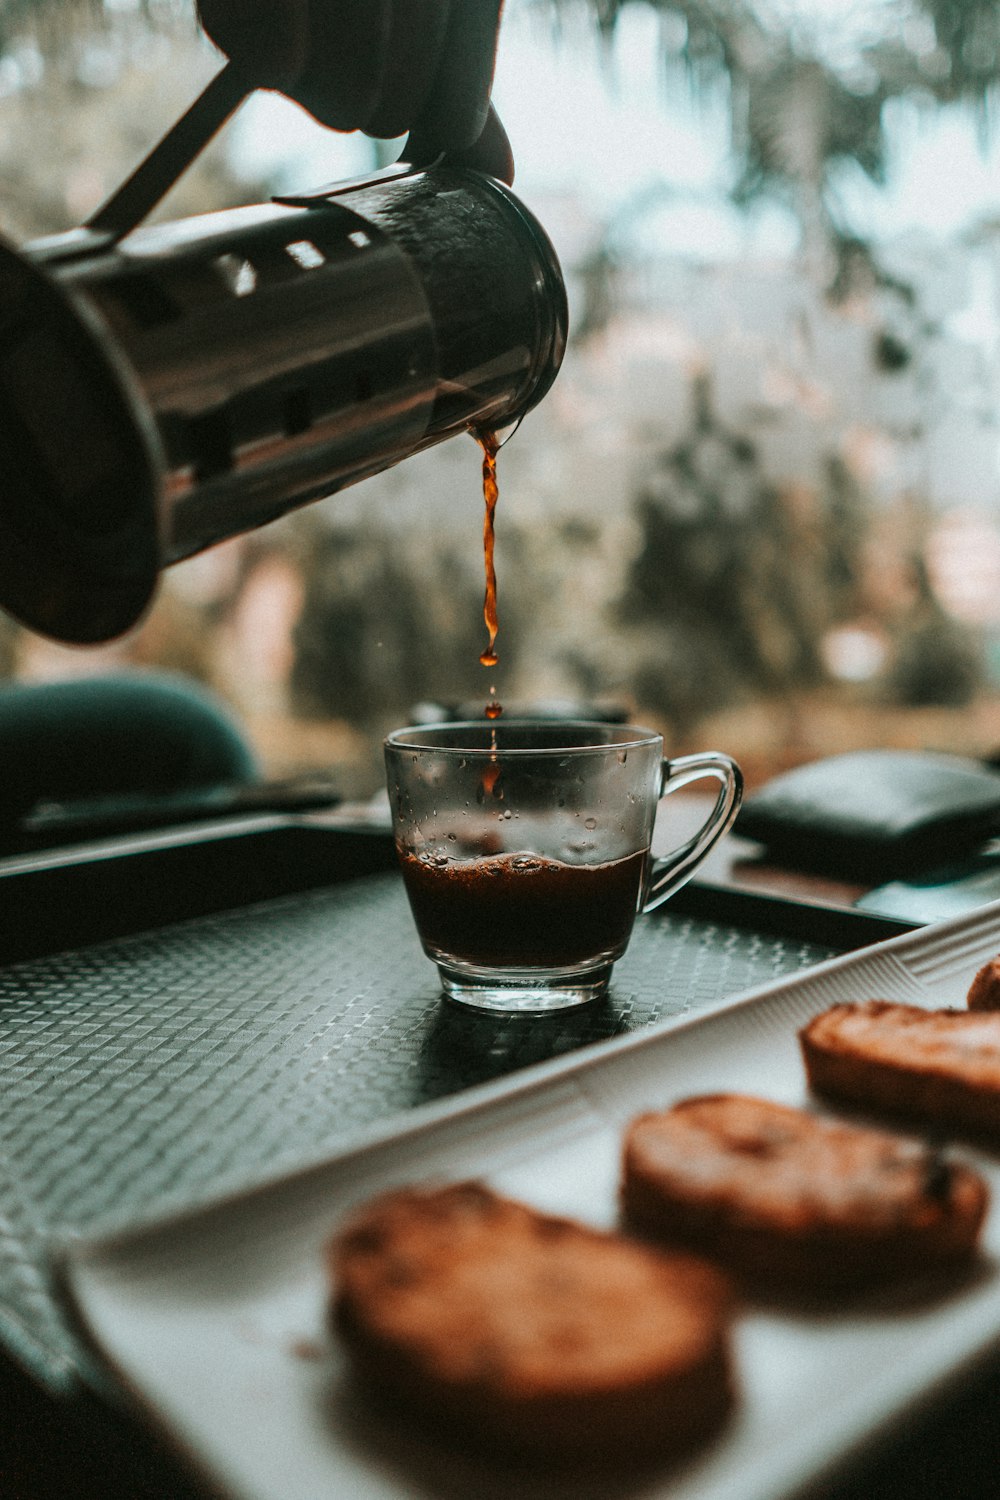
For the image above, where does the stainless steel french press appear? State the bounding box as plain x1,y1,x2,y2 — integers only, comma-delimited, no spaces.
0,65,567,642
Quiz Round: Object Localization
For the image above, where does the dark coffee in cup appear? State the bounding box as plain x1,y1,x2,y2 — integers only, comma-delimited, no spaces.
398,847,648,970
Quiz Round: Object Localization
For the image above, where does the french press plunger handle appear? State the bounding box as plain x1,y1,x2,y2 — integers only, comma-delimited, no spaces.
86,61,253,241
83,59,452,245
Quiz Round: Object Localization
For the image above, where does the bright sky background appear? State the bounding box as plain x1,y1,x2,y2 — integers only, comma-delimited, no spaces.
228,0,1000,260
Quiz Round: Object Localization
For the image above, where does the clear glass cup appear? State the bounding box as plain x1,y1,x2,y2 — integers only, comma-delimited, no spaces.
384,720,743,1014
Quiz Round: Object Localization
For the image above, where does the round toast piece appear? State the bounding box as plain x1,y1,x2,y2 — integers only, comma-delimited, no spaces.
622,1093,987,1295
330,1181,735,1463
968,957,1000,1011
800,999,1000,1143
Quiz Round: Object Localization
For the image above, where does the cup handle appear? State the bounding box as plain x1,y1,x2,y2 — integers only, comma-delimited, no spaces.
644,752,744,913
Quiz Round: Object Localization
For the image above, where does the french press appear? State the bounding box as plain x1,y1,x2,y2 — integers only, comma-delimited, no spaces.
0,65,568,644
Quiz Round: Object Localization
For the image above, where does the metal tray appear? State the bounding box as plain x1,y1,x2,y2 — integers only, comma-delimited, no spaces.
0,818,909,1400
58,899,1000,1500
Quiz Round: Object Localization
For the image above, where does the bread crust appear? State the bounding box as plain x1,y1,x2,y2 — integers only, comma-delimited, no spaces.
330,1181,735,1463
621,1093,987,1295
968,957,1000,1012
800,1000,1000,1144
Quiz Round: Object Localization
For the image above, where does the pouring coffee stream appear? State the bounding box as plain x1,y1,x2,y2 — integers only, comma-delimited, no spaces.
476,427,504,738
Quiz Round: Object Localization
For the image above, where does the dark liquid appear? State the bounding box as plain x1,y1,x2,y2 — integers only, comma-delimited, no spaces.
478,429,500,671
399,849,647,969
475,429,503,727
481,760,502,800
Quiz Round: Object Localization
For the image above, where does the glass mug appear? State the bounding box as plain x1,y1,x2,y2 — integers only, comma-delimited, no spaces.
384,721,743,1013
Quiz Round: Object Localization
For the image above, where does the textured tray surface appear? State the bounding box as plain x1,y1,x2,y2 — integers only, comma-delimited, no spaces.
62,900,1000,1500
0,870,836,1389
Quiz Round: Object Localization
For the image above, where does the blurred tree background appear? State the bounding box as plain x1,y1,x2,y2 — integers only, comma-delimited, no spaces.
0,0,259,237
3,1,1000,793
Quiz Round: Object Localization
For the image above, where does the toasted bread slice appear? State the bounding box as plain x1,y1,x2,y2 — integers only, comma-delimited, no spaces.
968,957,1000,1011
622,1093,987,1295
800,999,1000,1144
330,1181,735,1463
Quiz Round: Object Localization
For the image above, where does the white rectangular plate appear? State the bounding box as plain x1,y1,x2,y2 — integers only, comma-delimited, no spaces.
60,901,1000,1500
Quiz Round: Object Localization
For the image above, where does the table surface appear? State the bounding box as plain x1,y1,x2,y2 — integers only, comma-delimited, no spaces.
0,805,996,1500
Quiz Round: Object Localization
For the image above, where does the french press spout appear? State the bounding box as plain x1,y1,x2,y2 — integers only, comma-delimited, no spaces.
0,65,568,644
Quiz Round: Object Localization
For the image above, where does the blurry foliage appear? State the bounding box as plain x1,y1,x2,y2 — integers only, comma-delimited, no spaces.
609,370,986,726
9,0,1000,250
880,532,984,707
613,377,841,727
538,0,999,731
1,0,996,756
291,526,523,730
921,0,1000,98
0,0,261,240
548,0,1000,267
887,601,983,706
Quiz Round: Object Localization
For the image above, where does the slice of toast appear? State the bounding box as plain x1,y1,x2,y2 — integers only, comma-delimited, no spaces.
621,1092,987,1295
968,957,1000,1011
800,999,1000,1144
330,1181,735,1464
